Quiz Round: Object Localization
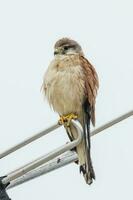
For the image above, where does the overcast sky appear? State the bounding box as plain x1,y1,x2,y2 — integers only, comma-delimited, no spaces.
0,0,133,199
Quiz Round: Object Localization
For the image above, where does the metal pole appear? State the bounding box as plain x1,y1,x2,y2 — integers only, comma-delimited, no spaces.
7,110,133,189
91,110,133,136
1,110,132,160
7,151,78,189
2,120,83,185
0,123,60,159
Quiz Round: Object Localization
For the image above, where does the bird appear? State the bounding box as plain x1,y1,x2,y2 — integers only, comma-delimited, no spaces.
42,38,99,184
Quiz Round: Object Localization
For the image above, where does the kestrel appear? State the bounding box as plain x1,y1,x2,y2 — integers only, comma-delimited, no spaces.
42,38,99,184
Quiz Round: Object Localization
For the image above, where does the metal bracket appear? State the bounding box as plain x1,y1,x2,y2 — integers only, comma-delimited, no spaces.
0,110,132,198
1,120,83,186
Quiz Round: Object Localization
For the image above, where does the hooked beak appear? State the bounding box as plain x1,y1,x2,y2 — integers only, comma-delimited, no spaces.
54,47,65,55
54,48,60,55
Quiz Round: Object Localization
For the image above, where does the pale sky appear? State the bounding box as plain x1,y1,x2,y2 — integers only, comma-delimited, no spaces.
0,0,133,200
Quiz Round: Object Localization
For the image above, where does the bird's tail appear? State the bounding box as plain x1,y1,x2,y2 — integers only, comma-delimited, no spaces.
81,100,95,184
67,113,95,184
80,108,95,184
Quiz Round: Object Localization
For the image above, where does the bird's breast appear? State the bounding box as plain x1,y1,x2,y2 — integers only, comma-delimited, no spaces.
44,56,85,115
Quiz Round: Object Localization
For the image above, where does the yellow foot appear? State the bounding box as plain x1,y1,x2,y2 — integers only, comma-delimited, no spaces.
58,113,78,127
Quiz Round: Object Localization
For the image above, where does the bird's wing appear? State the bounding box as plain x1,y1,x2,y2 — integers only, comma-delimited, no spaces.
80,56,99,126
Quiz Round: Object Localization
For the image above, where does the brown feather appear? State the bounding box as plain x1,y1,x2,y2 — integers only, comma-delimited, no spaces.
80,56,99,126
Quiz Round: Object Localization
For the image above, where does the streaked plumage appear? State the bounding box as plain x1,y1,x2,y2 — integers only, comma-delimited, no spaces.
42,38,99,184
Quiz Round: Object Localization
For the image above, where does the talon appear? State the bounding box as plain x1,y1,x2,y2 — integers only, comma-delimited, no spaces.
58,113,78,126
58,116,66,125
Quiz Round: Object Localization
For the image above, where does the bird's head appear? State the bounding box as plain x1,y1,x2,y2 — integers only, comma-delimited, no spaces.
54,38,83,56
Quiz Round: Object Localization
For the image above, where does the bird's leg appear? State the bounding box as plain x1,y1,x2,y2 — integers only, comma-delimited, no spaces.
58,113,78,127
59,114,79,165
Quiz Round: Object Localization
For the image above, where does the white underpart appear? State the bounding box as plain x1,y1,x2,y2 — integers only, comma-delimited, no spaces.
44,56,85,116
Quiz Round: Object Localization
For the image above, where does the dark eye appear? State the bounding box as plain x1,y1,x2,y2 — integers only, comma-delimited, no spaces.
64,46,69,50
